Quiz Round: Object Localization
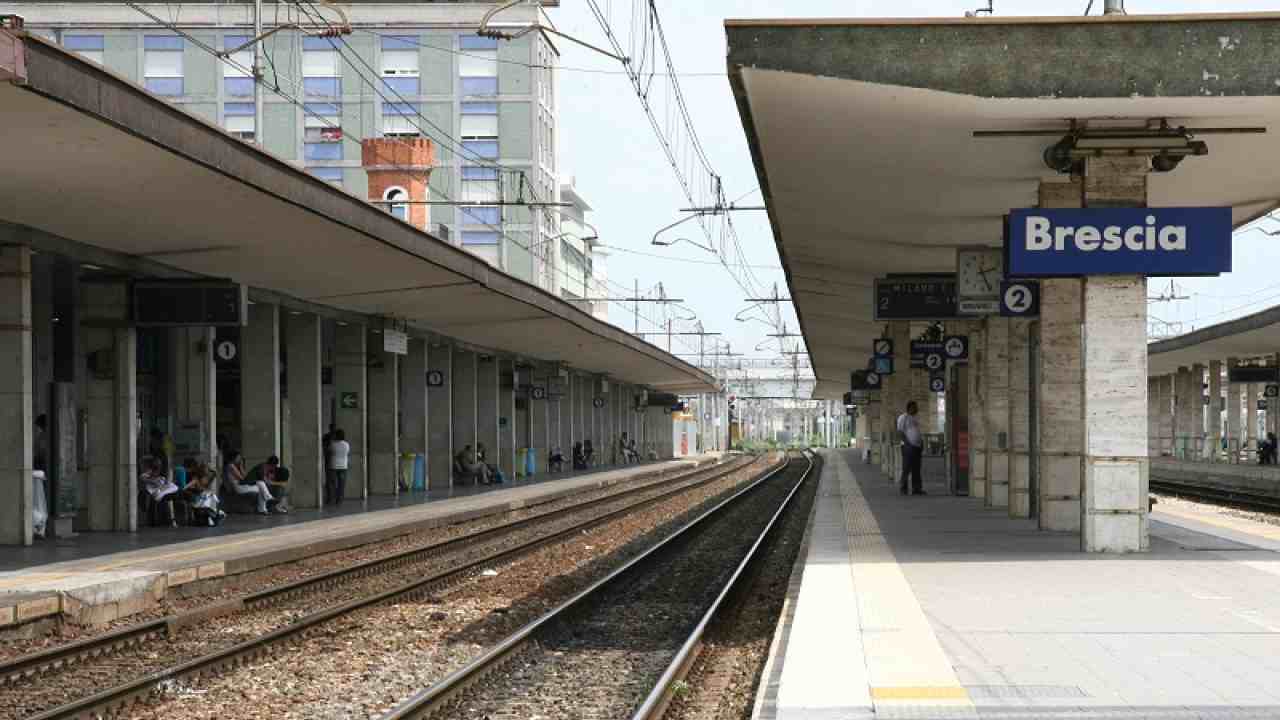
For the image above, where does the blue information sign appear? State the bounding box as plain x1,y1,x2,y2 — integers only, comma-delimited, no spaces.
1006,207,1231,277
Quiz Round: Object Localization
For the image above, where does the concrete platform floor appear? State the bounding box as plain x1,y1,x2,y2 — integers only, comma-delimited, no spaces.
756,449,1280,720
0,455,717,628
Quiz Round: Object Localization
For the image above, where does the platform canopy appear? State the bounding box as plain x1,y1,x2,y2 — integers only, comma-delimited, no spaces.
0,31,714,394
726,12,1280,400
1149,304,1280,376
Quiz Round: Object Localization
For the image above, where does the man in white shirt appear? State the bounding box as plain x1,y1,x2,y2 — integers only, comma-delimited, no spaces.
327,428,351,506
896,401,924,496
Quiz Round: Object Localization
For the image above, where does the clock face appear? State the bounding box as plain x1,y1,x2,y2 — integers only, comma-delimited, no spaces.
956,248,1004,297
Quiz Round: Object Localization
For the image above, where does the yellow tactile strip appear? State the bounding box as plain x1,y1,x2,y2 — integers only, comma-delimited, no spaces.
839,454,973,711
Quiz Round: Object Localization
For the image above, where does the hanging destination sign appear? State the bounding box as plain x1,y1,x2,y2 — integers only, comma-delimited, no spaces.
874,277,958,320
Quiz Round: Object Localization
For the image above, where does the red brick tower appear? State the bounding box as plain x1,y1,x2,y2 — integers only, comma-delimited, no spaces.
361,137,434,231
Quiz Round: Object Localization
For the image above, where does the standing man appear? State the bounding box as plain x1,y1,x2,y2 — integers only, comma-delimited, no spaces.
896,400,924,495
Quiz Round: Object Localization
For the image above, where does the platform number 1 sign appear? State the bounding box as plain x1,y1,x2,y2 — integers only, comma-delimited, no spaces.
1000,281,1040,318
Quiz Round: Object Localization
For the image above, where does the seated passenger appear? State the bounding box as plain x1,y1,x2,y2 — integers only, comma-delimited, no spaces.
572,441,588,471
246,455,291,513
454,445,490,485
185,464,225,526
140,456,179,527
223,450,278,515
583,440,595,467
548,446,566,473
477,442,502,484
627,437,640,463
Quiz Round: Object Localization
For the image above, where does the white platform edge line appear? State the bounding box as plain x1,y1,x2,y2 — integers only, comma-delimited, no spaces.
749,452,825,720
1152,512,1280,553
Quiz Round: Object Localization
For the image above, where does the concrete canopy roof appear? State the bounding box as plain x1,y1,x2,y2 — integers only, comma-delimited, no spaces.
0,32,714,394
1149,304,1280,375
726,13,1280,400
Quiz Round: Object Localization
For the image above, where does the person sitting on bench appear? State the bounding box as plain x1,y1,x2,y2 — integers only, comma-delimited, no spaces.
548,446,566,473
572,441,588,471
454,445,490,485
246,455,291,513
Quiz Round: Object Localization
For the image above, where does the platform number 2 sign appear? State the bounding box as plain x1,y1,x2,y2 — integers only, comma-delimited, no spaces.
1000,281,1040,318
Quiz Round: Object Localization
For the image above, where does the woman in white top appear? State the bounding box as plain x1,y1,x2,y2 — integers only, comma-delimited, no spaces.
327,429,351,505
224,450,277,515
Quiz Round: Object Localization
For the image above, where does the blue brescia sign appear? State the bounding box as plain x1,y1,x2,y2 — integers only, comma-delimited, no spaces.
1006,207,1232,277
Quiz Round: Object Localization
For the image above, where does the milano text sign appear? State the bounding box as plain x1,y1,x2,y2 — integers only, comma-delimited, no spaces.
1006,207,1231,277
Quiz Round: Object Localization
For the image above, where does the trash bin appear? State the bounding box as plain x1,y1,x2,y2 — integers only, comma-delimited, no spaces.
414,454,426,491
525,448,537,477
515,449,529,478
399,453,415,492
32,470,47,539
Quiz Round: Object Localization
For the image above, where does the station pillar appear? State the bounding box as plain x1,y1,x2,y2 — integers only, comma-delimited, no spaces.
1008,319,1033,518
497,358,514,479
1077,156,1150,552
83,280,137,532
334,322,367,500
0,244,33,544
968,321,988,501
400,338,428,486
1154,375,1173,458
1226,358,1241,462
1172,367,1190,456
1247,382,1259,452
1268,355,1279,439
983,317,1011,508
558,370,573,463
286,312,323,509
1190,363,1206,458
426,342,453,490
454,349,479,470
171,326,217,467
240,302,281,467
529,366,550,474
367,329,399,495
1208,360,1223,460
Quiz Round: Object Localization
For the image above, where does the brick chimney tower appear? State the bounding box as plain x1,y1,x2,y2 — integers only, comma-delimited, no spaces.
361,137,434,231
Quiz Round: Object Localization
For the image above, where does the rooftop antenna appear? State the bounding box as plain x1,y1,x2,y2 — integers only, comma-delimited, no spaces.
964,0,993,17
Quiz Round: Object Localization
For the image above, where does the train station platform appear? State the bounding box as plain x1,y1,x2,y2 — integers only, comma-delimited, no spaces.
755,449,1280,720
0,455,718,629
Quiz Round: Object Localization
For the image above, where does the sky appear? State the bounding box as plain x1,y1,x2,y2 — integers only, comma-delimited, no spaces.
542,0,1280,362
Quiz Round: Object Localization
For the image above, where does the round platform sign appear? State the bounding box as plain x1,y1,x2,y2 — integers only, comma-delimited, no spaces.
943,336,967,360
865,371,881,387
924,352,944,371
214,339,237,363
593,397,606,408
930,376,946,393
532,386,547,400
426,370,445,387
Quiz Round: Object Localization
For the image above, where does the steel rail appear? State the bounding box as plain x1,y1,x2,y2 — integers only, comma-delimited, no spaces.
2,456,745,689
631,450,817,720
379,452,803,720
21,455,765,720
1150,477,1280,513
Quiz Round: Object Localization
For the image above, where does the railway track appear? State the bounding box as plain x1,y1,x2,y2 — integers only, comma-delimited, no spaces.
381,451,816,720
2,454,770,720
1150,477,1280,513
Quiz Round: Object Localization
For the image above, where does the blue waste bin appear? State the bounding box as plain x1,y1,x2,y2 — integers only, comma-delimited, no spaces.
414,454,426,490
525,448,537,477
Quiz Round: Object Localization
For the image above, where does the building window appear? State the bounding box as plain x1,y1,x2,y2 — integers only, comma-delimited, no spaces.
303,102,342,161
381,35,420,96
63,34,104,65
459,34,497,96
310,167,344,188
461,140,499,161
461,231,500,246
461,166,500,226
144,35,184,96
303,36,341,98
223,35,255,97
460,102,498,139
382,101,420,138
224,102,256,141
383,186,409,221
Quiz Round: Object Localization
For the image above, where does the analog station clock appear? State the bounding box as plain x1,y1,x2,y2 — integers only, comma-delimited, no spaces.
956,248,1004,315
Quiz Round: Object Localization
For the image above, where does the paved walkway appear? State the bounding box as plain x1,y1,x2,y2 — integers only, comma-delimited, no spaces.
758,449,1280,719
0,455,716,627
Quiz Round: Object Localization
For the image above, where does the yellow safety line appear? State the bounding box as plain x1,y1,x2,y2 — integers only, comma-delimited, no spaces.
871,686,971,700
1157,505,1280,541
